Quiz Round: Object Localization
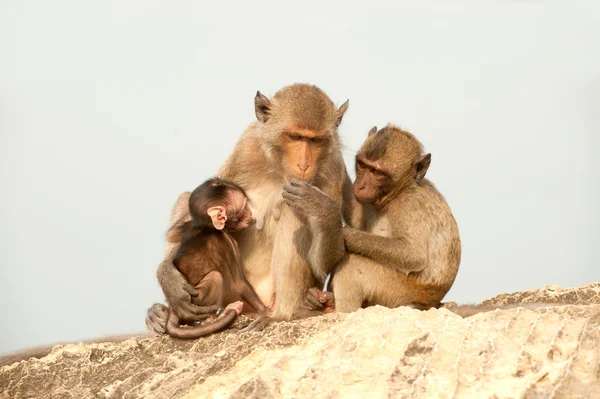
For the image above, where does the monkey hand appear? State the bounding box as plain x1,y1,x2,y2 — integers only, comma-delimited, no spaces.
145,303,170,334
282,178,341,224
158,264,218,322
304,287,335,313
240,315,273,333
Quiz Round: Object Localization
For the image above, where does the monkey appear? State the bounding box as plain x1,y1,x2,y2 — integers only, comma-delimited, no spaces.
145,83,352,333
163,177,268,339
283,124,462,313
0,178,268,366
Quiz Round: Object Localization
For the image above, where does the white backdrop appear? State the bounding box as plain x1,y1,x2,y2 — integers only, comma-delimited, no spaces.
1,1,598,354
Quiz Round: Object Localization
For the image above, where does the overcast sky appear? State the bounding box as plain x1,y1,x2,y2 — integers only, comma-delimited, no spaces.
1,1,599,354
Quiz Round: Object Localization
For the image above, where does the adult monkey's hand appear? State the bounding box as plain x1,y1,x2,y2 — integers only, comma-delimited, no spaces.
146,192,218,334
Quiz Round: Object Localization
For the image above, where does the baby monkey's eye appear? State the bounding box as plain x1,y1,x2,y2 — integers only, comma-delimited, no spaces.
287,133,302,141
311,137,325,144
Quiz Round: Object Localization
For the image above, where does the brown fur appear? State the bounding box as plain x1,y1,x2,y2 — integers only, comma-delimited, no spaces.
287,124,461,313
146,83,350,332
163,178,267,339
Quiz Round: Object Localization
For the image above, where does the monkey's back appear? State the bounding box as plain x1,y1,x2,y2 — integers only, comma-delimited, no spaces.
174,229,239,286
412,180,461,286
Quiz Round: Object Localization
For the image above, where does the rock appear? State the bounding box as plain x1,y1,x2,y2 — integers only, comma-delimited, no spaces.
479,282,600,307
2,283,600,398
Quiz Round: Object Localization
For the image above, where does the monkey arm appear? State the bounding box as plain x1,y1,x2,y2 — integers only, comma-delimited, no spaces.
341,172,363,229
155,250,208,320
342,227,427,274
282,178,346,282
306,216,345,282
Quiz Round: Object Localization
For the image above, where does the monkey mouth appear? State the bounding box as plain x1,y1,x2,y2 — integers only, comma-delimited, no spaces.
354,194,376,204
353,187,377,204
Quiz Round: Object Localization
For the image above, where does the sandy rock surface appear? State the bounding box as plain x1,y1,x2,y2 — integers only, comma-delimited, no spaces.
1,283,599,399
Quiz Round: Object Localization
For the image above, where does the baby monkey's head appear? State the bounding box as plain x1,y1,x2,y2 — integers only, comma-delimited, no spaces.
189,178,253,232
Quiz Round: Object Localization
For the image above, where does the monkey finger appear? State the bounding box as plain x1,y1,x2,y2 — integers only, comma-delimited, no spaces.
175,302,218,320
145,317,166,334
289,178,307,187
281,192,302,205
184,284,199,297
319,292,335,304
282,184,303,196
304,294,324,310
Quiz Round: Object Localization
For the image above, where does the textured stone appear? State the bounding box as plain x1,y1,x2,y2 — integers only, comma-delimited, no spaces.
479,282,600,307
2,283,600,399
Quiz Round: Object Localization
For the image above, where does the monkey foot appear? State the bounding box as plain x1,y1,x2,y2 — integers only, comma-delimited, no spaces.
223,301,244,316
240,315,272,333
304,287,335,313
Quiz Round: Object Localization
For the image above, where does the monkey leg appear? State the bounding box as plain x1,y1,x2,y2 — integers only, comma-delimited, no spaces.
166,301,244,339
330,255,367,313
191,270,223,308
334,255,440,312
240,282,269,315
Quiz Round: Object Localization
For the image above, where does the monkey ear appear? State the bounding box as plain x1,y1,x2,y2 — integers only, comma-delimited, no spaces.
254,90,271,123
414,153,432,181
207,206,227,230
335,99,349,127
368,126,377,136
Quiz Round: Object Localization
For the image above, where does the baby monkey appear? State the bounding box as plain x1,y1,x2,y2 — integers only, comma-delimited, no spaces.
165,177,268,338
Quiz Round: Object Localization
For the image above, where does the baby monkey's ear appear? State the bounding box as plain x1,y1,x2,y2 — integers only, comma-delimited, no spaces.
207,206,227,230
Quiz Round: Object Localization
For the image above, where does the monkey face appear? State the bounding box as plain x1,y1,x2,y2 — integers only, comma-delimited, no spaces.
353,157,392,205
225,191,253,232
280,128,328,182
253,86,347,183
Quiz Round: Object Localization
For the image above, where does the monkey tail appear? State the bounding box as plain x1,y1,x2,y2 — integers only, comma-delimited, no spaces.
166,305,240,339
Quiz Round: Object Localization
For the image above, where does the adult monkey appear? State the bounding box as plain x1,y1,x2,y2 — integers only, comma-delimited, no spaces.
145,83,352,333
0,84,349,367
284,124,462,313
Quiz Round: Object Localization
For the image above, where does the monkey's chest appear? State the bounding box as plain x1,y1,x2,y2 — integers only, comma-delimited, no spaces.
365,214,393,237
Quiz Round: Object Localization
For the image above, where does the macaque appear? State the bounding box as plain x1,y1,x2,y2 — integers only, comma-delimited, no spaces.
284,124,462,313
146,83,351,333
163,177,268,338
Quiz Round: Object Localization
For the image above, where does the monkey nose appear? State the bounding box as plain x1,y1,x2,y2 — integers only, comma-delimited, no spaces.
297,164,309,172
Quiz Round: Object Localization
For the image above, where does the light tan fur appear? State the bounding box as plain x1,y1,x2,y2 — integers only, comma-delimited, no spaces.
288,124,461,313
146,83,350,332
335,124,461,311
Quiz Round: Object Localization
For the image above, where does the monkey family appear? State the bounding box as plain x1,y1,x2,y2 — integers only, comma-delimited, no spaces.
148,83,463,338
0,83,557,366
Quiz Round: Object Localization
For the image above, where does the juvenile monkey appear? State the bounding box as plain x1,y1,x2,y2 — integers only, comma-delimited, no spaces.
285,124,462,312
164,177,268,338
146,83,351,333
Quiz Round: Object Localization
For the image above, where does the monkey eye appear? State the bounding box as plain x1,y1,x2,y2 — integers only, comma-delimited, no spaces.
311,137,325,144
372,169,386,178
287,133,302,141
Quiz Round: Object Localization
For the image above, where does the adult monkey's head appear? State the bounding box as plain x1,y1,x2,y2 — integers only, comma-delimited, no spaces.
353,124,432,208
254,84,349,182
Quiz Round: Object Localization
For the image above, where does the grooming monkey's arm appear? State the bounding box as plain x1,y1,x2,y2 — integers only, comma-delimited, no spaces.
343,227,427,273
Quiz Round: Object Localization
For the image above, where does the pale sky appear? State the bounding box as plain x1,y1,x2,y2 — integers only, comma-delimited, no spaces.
1,1,599,354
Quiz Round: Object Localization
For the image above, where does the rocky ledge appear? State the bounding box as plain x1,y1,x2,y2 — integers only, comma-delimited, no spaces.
1,283,599,399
